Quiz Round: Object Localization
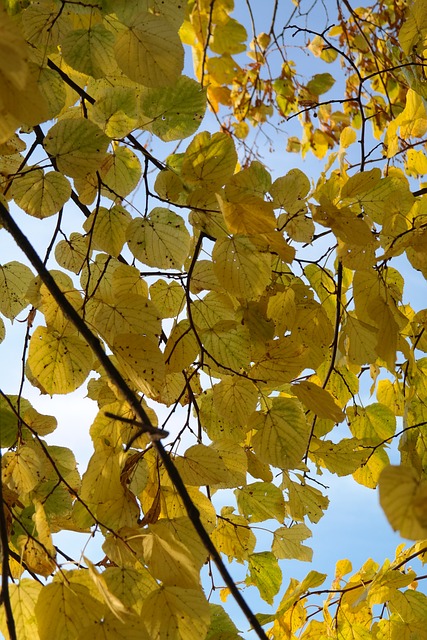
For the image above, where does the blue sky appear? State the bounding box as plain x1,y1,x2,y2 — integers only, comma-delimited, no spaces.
1,1,427,636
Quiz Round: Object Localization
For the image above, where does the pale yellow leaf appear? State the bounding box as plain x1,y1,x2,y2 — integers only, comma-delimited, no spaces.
127,208,191,269
140,586,210,640
115,12,184,87
0,261,33,319
212,236,271,299
379,465,427,540
249,397,310,469
44,118,109,179
11,170,71,218
272,524,313,561
83,205,132,257
292,381,344,422
27,326,93,394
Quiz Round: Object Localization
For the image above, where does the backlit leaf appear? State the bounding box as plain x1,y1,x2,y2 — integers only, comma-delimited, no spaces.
140,75,206,141
27,326,93,394
379,465,427,540
11,170,71,218
272,524,313,562
115,12,184,87
127,208,191,269
140,586,210,640
0,261,33,319
249,397,310,470
44,118,109,179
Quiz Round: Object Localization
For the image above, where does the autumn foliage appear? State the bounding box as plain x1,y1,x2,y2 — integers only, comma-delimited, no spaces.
1,0,427,638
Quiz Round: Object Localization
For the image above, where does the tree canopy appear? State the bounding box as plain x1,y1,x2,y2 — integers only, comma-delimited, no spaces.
1,0,427,638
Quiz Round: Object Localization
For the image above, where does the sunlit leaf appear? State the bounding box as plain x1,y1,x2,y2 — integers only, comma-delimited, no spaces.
11,170,71,218
44,118,109,179
379,465,427,540
0,261,33,319
115,12,184,87
127,208,191,269
27,326,93,394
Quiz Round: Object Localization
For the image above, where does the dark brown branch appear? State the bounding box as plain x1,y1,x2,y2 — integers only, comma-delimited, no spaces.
0,203,269,640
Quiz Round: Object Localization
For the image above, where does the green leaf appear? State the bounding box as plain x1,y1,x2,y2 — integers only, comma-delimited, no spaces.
61,24,116,78
247,552,282,605
306,72,335,95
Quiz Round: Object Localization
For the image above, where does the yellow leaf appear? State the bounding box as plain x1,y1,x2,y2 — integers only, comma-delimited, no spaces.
111,263,149,299
35,577,104,640
250,336,309,387
270,168,310,213
0,12,48,141
201,321,251,372
61,24,116,78
11,170,71,218
342,314,378,366
164,320,199,373
0,580,42,640
33,500,56,559
0,261,33,319
54,232,90,274
272,524,313,561
212,236,271,299
115,12,184,87
399,0,427,54
211,506,256,562
210,440,248,488
83,204,132,257
150,280,185,318
181,131,237,189
347,403,396,446
249,397,310,469
84,557,134,622
311,438,366,476
217,194,276,235
102,567,157,615
139,528,200,588
86,294,162,345
236,482,286,523
102,146,141,199
353,447,389,489
212,375,258,425
340,168,381,200
44,118,109,179
174,443,232,486
283,474,330,524
140,586,210,640
113,333,165,396
76,612,150,640
27,326,93,394
379,465,427,539
292,381,345,422
127,208,191,269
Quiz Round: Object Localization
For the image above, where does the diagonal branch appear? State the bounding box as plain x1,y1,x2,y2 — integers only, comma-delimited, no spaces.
0,202,269,640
